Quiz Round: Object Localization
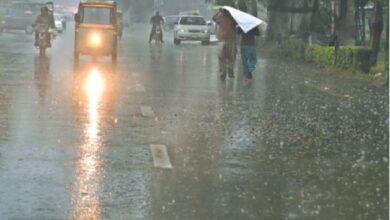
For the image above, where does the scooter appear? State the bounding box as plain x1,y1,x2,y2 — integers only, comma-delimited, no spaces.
35,24,51,56
153,25,163,44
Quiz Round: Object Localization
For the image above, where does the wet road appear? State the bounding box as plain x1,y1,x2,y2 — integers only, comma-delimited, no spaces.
0,24,388,220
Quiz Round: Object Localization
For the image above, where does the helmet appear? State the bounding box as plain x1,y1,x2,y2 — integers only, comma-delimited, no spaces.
41,6,49,13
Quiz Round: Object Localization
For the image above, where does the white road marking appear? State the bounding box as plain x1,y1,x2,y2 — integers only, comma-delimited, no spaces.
136,83,146,92
150,144,173,169
141,106,155,117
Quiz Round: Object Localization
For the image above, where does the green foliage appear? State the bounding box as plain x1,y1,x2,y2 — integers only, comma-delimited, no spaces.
280,38,372,73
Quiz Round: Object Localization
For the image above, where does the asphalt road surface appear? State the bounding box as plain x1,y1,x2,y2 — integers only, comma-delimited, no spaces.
0,24,388,220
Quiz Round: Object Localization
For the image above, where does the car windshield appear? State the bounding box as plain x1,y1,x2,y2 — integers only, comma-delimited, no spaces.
179,17,206,25
82,7,114,25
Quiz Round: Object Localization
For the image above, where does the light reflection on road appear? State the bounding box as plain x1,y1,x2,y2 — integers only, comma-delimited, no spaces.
72,66,106,220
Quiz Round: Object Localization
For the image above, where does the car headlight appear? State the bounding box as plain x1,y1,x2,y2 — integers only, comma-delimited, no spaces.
203,29,209,33
89,33,102,47
178,28,186,33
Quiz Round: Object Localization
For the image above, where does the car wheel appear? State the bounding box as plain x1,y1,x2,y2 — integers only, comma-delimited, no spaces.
201,40,210,45
174,38,180,45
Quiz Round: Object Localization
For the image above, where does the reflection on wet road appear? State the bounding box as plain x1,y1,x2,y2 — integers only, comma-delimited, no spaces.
0,23,388,220
72,66,105,219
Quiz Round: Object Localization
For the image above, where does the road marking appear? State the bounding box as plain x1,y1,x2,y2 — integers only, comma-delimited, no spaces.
141,106,155,117
150,144,173,169
136,83,146,92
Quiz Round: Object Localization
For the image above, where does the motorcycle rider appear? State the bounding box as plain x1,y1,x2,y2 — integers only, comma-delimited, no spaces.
149,11,164,43
33,6,55,47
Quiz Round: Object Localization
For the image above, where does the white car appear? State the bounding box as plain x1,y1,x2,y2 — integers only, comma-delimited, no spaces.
173,15,210,45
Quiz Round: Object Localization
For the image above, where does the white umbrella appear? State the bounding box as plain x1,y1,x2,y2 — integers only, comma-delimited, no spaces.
221,6,265,33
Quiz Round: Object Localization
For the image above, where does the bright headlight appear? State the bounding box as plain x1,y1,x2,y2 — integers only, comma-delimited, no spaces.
178,27,186,33
90,33,101,47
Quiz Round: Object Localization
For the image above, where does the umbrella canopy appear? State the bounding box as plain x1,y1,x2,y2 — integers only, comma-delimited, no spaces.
221,6,265,33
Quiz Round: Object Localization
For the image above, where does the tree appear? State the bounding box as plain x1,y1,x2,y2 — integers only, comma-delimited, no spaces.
355,0,370,45
335,0,357,44
251,0,258,17
267,0,317,42
385,11,389,79
370,0,384,65
237,0,248,12
215,0,235,6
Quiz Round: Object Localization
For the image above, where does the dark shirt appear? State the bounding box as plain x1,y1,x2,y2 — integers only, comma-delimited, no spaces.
239,28,259,46
34,13,55,29
150,15,164,26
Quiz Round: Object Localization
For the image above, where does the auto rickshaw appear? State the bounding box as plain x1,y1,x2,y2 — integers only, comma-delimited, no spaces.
74,1,118,62
116,10,123,39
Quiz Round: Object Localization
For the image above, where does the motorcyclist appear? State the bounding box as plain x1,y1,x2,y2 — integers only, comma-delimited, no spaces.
149,11,164,43
33,6,55,47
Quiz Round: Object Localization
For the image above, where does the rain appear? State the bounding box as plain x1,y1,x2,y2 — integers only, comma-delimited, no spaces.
0,0,388,219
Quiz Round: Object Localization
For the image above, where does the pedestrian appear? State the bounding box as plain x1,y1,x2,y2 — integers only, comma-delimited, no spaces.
213,8,237,80
238,26,260,81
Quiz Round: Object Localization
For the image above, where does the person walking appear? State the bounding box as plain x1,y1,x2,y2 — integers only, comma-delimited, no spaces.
238,26,260,81
213,8,237,80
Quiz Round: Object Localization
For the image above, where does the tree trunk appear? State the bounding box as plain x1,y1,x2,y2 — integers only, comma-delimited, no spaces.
251,0,258,17
370,0,384,65
336,0,357,44
237,0,248,12
385,10,389,82
267,0,315,42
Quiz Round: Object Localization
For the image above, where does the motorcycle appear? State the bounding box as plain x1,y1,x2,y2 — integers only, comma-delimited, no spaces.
153,25,163,44
35,23,51,56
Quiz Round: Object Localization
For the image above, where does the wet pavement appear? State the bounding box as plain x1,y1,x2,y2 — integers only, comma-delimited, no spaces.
0,24,388,220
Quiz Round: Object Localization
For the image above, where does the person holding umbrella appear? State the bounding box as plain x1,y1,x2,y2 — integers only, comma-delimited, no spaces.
213,8,237,80
215,6,265,82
